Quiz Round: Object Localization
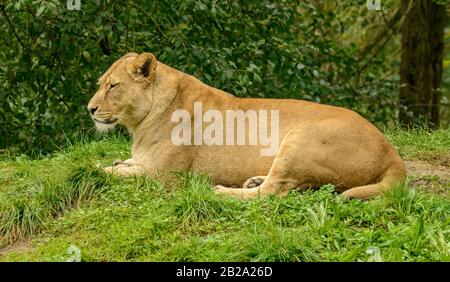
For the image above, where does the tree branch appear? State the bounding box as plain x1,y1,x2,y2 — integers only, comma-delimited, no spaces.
358,7,401,59
0,4,25,49
354,1,415,87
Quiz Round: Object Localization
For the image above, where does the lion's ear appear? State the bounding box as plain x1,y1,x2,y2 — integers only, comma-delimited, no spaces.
127,53,157,86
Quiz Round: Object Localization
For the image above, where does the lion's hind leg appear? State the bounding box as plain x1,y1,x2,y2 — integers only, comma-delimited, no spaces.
214,173,301,200
214,128,310,200
243,176,267,188
342,159,407,200
214,153,305,200
214,185,262,199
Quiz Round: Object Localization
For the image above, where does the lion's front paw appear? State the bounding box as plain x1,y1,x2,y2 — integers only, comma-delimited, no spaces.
102,163,146,177
102,163,129,175
103,166,114,174
243,176,266,189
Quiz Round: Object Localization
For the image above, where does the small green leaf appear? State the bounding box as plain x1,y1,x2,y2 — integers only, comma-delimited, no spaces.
82,51,91,63
36,6,45,17
254,73,262,83
24,100,34,108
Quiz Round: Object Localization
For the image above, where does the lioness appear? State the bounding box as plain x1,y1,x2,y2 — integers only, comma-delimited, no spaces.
87,52,406,199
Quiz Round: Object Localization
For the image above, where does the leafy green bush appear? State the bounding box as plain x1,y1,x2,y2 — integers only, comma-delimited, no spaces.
0,0,401,155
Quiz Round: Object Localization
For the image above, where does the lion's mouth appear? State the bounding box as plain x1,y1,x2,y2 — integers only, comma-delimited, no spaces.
94,118,118,124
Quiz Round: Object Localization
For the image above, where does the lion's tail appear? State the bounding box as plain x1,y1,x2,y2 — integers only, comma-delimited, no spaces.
342,156,407,200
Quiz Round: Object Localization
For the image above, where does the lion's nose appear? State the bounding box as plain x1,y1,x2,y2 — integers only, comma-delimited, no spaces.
88,105,98,115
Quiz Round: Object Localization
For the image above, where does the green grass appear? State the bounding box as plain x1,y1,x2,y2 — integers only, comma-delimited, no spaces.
0,129,448,262
385,127,450,166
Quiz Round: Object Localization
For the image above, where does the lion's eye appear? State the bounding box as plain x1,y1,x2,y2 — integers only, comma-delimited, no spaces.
109,83,119,90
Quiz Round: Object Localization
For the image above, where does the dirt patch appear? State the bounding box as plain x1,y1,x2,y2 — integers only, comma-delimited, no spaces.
411,153,450,168
405,160,450,196
0,241,30,257
406,160,450,179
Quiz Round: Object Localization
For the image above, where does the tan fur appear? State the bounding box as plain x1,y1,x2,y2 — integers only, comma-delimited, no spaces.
87,52,407,200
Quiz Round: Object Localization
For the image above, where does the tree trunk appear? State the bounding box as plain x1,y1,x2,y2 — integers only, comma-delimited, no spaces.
399,0,446,128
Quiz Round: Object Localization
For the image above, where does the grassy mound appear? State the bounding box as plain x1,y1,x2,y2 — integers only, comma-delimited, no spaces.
0,129,448,261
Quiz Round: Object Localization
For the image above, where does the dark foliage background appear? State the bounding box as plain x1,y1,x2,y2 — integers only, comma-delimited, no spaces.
0,0,448,155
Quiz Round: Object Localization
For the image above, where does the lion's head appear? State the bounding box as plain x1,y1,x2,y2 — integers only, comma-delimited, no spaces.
87,52,158,132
